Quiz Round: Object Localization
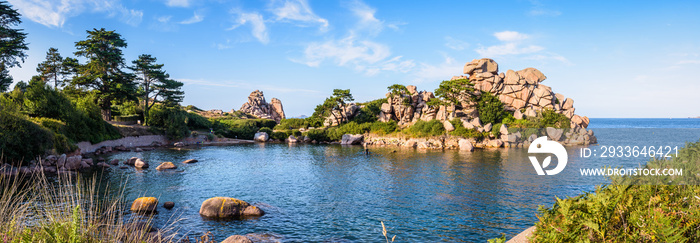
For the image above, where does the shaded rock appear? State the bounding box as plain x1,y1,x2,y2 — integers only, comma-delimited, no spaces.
163,201,175,210
286,135,298,143
131,197,158,213
173,142,185,147
546,127,563,141
483,123,493,132
57,154,67,168
64,155,82,170
156,162,177,171
500,124,509,135
96,162,110,168
182,159,198,164
125,157,139,166
254,132,269,142
110,159,120,165
199,197,265,218
513,109,523,119
340,134,364,145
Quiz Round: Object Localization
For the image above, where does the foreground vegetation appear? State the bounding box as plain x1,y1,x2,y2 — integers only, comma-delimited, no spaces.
0,173,173,242
490,140,700,242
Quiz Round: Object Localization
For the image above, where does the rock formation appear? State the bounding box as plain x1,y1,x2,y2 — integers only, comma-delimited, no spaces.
323,104,360,127
239,90,286,123
378,58,589,129
199,197,264,219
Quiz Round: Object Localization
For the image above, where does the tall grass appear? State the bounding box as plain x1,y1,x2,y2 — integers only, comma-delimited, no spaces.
0,170,178,242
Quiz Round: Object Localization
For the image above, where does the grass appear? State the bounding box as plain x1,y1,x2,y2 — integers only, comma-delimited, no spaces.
0,170,181,242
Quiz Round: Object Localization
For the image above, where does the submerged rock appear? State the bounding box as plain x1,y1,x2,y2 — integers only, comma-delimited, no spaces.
182,159,198,164
155,162,177,171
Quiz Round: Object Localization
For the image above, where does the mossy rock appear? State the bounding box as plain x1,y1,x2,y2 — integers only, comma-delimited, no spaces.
199,197,265,219
131,197,158,213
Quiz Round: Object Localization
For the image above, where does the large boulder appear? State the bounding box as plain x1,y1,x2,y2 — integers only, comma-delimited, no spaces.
254,132,269,142
443,120,455,132
64,155,82,170
287,135,298,143
131,197,158,213
458,139,474,152
125,157,139,166
199,197,265,219
155,162,177,171
340,134,364,145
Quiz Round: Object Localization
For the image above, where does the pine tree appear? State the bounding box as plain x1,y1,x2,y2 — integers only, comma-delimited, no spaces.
130,54,184,125
73,28,136,120
0,1,28,92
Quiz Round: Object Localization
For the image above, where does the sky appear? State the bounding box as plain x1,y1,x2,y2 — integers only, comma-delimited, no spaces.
5,0,700,118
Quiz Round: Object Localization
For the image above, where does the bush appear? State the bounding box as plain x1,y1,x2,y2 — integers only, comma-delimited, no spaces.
271,131,290,141
32,117,77,154
148,105,190,140
369,120,397,135
185,112,211,130
212,118,276,140
258,127,273,135
539,109,570,128
0,110,54,164
447,118,486,140
304,129,329,142
477,93,507,125
275,118,308,130
113,100,141,116
404,120,445,137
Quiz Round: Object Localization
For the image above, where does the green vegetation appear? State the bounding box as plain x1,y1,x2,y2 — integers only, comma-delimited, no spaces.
275,118,310,130
351,98,386,124
131,54,184,125
476,92,507,125
0,1,28,92
502,109,570,130
403,120,445,137
387,84,411,105
0,109,53,164
431,78,475,108
308,89,355,127
522,140,700,242
447,118,487,139
211,118,276,140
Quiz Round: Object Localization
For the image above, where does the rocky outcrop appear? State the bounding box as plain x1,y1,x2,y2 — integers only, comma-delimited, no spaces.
377,58,590,130
199,197,264,219
239,90,285,123
323,103,360,127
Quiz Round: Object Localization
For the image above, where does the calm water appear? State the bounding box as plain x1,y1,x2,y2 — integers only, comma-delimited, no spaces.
93,118,700,242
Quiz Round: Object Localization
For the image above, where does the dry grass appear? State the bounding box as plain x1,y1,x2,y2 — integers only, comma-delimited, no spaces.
0,170,181,242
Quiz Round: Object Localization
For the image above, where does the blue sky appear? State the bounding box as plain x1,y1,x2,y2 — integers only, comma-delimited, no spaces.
6,0,700,118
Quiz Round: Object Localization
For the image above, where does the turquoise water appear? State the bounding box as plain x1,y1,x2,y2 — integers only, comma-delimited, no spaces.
96,118,700,242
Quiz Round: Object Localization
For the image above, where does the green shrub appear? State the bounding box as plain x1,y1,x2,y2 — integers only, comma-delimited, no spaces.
113,100,141,116
148,105,190,140
404,120,445,137
477,93,507,125
369,120,397,135
271,131,290,141
274,118,309,130
258,127,273,135
531,140,700,242
0,110,54,164
539,109,570,128
31,117,77,154
304,129,329,142
212,118,276,140
447,118,486,140
185,112,211,130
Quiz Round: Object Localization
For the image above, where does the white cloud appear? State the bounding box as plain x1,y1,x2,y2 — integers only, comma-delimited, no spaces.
477,43,544,56
494,31,529,42
8,0,143,27
412,57,462,83
180,12,204,24
270,0,328,31
166,0,190,7
444,36,469,51
347,0,385,35
296,35,413,75
229,11,269,44
157,16,172,23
